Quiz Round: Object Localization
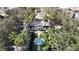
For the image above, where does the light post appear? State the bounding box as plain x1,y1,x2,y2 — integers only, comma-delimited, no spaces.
35,31,43,51
34,31,45,51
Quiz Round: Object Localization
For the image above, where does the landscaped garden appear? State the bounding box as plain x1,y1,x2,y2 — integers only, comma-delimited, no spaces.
0,7,79,51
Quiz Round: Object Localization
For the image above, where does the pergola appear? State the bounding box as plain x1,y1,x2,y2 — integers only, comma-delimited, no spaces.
28,19,50,32
28,12,50,32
